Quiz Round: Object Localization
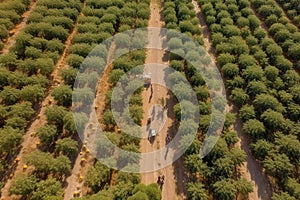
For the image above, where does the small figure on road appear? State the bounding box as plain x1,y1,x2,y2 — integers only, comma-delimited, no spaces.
157,176,161,185
160,175,165,190
149,93,153,103
149,84,153,103
165,134,171,144
164,104,167,110
147,117,151,125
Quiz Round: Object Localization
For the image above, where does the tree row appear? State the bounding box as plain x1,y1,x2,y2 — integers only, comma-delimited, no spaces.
198,0,300,199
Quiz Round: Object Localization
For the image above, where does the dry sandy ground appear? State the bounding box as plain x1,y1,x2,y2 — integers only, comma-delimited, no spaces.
63,43,116,200
139,2,187,200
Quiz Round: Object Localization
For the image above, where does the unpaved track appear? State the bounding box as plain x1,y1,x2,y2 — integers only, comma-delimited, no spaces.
63,41,116,200
1,0,37,54
192,1,272,199
0,12,79,200
139,1,187,200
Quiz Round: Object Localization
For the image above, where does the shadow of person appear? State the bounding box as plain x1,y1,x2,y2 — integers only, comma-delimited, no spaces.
151,106,156,120
148,93,153,103
164,146,169,160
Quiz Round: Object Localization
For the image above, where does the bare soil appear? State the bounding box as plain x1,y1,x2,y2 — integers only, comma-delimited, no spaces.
139,1,187,200
63,42,116,199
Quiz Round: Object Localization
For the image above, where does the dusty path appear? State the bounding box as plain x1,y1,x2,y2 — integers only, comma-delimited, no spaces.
192,1,272,200
63,41,116,200
139,1,187,200
0,0,37,54
0,11,79,200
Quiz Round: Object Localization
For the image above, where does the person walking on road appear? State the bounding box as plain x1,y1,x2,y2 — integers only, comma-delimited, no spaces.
160,175,165,190
157,176,161,185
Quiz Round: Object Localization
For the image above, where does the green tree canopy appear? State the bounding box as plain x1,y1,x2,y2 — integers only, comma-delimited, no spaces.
247,81,267,97
239,105,256,122
0,127,22,155
20,84,45,104
9,174,37,196
128,191,148,200
264,66,279,81
45,105,67,128
132,183,161,200
0,86,20,105
271,192,296,200
61,67,78,86
37,124,58,146
53,154,71,177
24,150,54,176
263,153,293,183
243,119,265,139
222,130,239,147
235,178,253,198
253,94,284,113
261,109,286,130
8,101,34,120
242,65,264,81
185,154,209,176
213,179,236,200
52,85,72,107
116,171,141,185
230,88,249,107
85,162,110,192
251,139,273,160
275,133,300,164
55,137,78,157
285,178,300,199
221,63,239,79
31,178,63,200
186,182,209,200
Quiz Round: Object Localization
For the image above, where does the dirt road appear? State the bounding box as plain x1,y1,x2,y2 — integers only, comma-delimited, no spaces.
63,42,117,200
139,1,187,200
192,1,272,199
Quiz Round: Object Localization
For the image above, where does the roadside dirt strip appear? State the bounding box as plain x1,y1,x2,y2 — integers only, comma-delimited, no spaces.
139,1,187,200
63,39,116,199
192,1,273,199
